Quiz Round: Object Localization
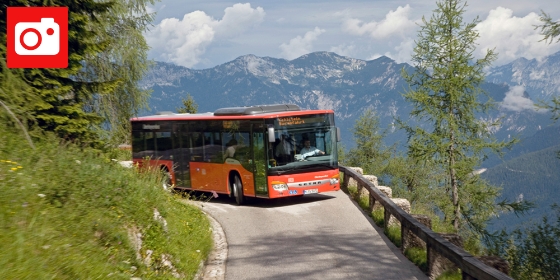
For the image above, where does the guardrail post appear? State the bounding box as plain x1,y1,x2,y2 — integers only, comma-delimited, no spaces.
346,167,363,190
384,198,410,228
428,233,463,280
375,186,392,212
402,214,431,254
362,175,378,212
356,182,364,200
340,171,349,192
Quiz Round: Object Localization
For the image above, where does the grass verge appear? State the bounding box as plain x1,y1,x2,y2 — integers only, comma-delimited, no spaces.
0,128,212,279
405,247,428,272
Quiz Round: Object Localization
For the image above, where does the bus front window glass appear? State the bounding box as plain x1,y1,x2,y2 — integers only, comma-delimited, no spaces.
266,114,338,175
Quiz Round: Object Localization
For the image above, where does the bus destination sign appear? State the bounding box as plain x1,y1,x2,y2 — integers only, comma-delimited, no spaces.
277,116,325,127
278,117,304,126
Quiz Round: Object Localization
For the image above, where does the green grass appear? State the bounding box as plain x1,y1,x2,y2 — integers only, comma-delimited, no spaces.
0,128,212,279
385,225,402,248
404,247,428,272
435,269,462,280
371,208,384,227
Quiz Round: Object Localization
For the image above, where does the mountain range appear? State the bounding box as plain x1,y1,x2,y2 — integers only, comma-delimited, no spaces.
140,51,560,231
140,51,558,151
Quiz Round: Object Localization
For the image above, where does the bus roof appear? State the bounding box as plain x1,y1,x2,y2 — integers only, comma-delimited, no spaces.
131,105,334,122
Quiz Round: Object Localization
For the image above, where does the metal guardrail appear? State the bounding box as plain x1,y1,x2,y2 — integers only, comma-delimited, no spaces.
339,166,513,280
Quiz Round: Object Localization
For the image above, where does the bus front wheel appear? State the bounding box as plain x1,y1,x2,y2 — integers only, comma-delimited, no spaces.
161,167,172,191
232,175,245,205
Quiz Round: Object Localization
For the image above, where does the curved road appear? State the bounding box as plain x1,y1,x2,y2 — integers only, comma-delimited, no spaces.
196,190,428,280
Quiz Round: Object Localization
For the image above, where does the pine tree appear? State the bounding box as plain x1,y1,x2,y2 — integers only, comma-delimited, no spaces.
345,109,393,177
536,11,560,44
78,0,155,145
400,0,513,231
0,0,154,146
176,93,199,114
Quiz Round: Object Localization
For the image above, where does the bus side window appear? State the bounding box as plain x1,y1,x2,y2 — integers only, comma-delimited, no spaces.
204,132,222,163
156,131,172,160
187,132,201,162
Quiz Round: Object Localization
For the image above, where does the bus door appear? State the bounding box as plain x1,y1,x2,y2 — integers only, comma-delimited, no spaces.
188,122,228,193
252,122,268,197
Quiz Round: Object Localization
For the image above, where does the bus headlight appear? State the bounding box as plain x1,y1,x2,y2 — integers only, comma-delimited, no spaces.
271,181,289,191
330,174,340,185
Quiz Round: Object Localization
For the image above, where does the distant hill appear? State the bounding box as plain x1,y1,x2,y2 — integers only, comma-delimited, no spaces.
483,124,560,168
483,142,560,231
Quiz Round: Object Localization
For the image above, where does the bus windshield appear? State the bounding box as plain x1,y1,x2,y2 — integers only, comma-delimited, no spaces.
266,114,338,175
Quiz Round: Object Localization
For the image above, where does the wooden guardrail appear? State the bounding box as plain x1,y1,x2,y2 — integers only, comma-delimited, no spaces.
339,166,513,280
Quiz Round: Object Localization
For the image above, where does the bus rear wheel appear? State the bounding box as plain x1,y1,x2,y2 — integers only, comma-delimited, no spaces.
232,175,245,205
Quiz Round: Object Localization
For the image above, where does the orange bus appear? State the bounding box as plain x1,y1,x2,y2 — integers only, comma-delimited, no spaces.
131,104,340,204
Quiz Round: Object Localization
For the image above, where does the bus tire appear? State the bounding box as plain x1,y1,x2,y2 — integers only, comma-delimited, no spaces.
233,175,245,205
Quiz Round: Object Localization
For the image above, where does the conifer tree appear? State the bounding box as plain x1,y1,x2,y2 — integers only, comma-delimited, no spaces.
176,93,199,114
345,109,393,177
0,0,154,146
537,11,560,44
400,0,514,231
78,0,155,145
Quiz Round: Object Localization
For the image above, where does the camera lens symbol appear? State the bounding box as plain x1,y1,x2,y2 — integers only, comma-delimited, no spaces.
19,28,43,51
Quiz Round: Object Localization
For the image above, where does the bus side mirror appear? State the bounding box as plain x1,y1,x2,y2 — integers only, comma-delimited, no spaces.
268,127,275,143
336,127,341,142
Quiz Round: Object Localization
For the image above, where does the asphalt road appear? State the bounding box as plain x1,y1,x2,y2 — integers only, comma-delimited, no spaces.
196,190,428,280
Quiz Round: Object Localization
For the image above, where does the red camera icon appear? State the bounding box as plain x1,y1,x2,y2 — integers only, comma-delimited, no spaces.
15,18,60,55
7,7,68,68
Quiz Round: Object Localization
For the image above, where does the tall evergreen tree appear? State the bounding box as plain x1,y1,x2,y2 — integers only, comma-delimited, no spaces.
400,0,513,231
176,93,199,114
78,0,155,145
0,0,154,146
345,109,393,177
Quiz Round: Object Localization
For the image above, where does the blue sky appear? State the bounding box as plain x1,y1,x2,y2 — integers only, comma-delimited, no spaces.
145,0,560,69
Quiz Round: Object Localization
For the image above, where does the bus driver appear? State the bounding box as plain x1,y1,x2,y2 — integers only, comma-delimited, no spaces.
300,139,325,159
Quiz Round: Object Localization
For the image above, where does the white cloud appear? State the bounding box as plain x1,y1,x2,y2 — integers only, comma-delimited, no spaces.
215,3,266,38
386,38,415,64
330,43,356,58
279,27,326,60
500,85,535,111
475,7,560,66
145,3,265,67
342,5,416,39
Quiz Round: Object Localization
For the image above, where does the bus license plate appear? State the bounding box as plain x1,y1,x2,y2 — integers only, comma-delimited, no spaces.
304,189,318,194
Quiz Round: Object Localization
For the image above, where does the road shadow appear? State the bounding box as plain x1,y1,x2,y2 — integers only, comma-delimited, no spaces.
178,189,337,208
